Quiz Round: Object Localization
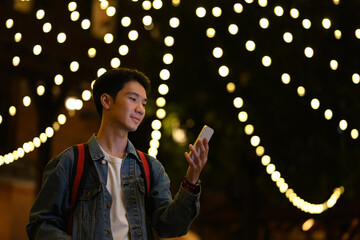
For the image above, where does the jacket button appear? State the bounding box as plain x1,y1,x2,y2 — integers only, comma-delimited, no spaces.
108,229,112,234
107,203,111,208
101,160,106,165
86,191,91,198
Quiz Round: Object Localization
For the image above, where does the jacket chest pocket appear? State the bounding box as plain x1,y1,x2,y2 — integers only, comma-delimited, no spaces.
75,183,102,220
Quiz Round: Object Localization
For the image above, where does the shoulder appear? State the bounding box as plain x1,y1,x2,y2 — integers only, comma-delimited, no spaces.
43,146,76,181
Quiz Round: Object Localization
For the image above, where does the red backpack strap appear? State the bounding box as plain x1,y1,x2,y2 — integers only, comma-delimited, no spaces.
137,150,151,196
68,143,87,235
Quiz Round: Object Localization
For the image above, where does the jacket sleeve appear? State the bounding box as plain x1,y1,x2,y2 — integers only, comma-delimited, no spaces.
26,148,74,240
148,158,200,238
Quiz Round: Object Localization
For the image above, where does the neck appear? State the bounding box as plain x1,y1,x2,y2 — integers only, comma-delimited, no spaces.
96,123,128,159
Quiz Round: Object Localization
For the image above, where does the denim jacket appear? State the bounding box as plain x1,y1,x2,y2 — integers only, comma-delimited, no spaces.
27,135,200,240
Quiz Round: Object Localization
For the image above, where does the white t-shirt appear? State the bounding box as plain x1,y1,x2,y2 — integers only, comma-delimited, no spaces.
101,148,130,240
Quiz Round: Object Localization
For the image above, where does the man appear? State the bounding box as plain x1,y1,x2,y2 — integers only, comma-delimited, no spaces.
27,68,210,240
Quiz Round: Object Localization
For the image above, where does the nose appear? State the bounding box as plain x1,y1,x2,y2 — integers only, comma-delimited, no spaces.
136,103,145,115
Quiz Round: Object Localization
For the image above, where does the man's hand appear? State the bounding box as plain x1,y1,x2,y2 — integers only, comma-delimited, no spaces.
184,138,209,185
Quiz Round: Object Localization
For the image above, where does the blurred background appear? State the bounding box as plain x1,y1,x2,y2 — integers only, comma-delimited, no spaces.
1,0,360,239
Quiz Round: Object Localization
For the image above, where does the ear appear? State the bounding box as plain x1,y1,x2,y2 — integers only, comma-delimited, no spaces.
100,93,112,110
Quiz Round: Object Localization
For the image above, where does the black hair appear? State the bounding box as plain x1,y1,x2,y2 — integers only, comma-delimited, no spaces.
92,68,151,117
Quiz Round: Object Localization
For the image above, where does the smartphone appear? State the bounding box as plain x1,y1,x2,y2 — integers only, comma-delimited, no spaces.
190,125,214,160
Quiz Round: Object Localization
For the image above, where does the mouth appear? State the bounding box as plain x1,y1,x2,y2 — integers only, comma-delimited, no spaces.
131,116,141,124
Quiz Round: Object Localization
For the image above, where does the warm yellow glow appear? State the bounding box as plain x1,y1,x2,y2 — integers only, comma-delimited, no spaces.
324,109,333,120
206,28,216,38
118,45,129,56
213,47,223,58
163,53,173,64
281,73,291,84
274,6,284,16
159,69,170,80
150,139,160,148
297,86,305,97
233,97,243,108
153,0,163,9
70,61,79,72
33,45,42,55
212,7,222,17
356,29,360,39
302,219,315,231
106,6,116,17
322,18,331,29
158,84,169,95
100,0,109,10
0,115,2,124
271,171,281,181
156,97,166,107
36,10,45,20
88,48,96,58
57,32,67,43
304,47,314,58
164,36,174,47
330,60,338,70
45,127,54,138
266,164,275,174
104,33,114,44
70,11,80,21
82,90,92,101
37,85,45,96
234,3,243,13
128,30,139,41
142,1,152,10
250,135,260,147
290,8,299,18
334,30,342,39
68,2,77,11
142,15,152,26
169,17,180,28
339,120,347,130
259,18,269,29
258,0,267,7
245,40,256,51
121,17,131,27
14,32,22,42
244,124,254,135
97,68,107,77
352,73,360,84
23,96,31,107
333,0,340,5
12,56,20,67
245,0,253,3
6,19,14,29
151,130,161,140
351,129,359,139
9,106,16,116
111,57,121,68
43,22,52,33
81,19,91,30
283,32,293,43
58,114,67,125
311,98,320,110
228,24,239,35
262,56,272,67
226,82,236,93
256,146,265,156
302,19,311,29
218,65,229,77
156,109,166,119
53,122,60,132
196,7,206,18
39,133,47,143
152,120,162,130
238,111,248,122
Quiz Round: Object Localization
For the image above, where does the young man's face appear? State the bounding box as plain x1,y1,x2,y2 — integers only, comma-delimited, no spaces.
106,80,147,132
